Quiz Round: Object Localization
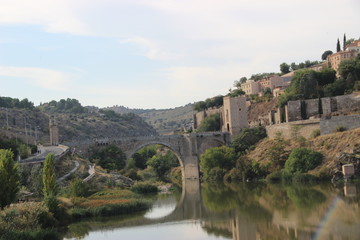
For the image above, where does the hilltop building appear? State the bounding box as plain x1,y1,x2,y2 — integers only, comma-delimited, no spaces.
240,75,288,96
327,39,360,76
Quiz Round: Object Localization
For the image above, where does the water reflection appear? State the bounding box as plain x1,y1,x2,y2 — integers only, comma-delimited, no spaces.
64,181,360,240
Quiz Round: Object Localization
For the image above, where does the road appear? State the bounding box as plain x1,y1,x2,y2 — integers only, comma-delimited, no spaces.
19,145,69,164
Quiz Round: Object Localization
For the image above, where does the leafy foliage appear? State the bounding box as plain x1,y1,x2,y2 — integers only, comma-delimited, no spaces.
193,96,223,112
89,144,126,171
321,50,333,60
231,127,267,154
131,146,156,169
0,97,34,109
0,150,20,209
42,153,58,214
147,152,178,179
70,178,89,198
130,182,158,194
200,146,236,180
197,113,221,132
42,98,88,113
285,148,323,174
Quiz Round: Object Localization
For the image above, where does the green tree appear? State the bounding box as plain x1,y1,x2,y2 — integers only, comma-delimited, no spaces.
321,50,333,60
338,55,360,81
280,63,290,74
28,164,44,196
132,146,156,169
43,153,57,197
42,153,58,213
197,113,221,132
70,178,88,197
285,148,323,174
18,143,29,159
0,149,20,209
231,127,267,154
337,38,341,52
193,101,207,112
147,152,178,179
200,146,236,180
343,33,346,51
89,144,126,170
240,77,247,84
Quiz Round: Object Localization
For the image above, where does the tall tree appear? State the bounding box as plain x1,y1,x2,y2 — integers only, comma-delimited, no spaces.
321,50,333,60
337,38,341,52
42,153,58,213
280,62,290,74
343,33,347,51
0,149,20,209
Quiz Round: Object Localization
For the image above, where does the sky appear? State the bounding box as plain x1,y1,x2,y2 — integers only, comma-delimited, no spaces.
0,0,359,109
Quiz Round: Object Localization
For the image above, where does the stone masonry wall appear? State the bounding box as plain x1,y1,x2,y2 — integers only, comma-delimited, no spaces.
266,119,320,139
320,114,360,135
286,100,302,122
305,99,319,118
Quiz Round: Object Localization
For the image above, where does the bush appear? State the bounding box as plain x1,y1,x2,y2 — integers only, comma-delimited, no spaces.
70,178,89,198
200,146,236,180
265,171,283,182
69,200,150,220
197,113,221,132
130,182,158,194
335,125,347,132
285,148,323,174
231,127,267,154
310,129,321,138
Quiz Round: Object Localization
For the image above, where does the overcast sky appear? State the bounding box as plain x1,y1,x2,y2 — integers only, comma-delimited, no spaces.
0,0,359,109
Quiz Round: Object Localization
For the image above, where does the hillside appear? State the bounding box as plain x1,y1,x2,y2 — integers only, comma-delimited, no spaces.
246,128,360,171
0,104,157,145
107,103,195,135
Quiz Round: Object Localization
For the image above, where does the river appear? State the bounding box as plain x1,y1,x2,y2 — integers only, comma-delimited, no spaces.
63,181,360,240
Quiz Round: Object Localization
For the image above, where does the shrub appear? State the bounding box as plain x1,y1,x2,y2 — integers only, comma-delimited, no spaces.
265,171,283,182
285,148,323,174
69,200,150,220
197,113,221,132
231,127,267,154
130,182,158,194
70,178,89,198
335,125,347,132
310,129,321,138
200,146,236,180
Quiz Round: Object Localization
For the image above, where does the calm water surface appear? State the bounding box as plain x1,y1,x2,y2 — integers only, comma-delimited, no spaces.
64,181,360,240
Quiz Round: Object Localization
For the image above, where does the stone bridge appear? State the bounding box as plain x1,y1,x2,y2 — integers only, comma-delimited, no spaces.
92,132,231,179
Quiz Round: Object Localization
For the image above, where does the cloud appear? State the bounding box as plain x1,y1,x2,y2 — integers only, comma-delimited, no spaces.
0,66,71,91
120,36,184,60
0,0,92,35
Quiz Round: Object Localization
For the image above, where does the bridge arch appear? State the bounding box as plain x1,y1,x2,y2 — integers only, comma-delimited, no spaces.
126,141,184,167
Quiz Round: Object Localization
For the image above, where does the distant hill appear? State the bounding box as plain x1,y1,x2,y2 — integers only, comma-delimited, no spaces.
106,104,195,135
0,97,158,145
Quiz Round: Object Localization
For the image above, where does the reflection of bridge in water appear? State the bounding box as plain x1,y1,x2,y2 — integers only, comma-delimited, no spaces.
90,180,257,240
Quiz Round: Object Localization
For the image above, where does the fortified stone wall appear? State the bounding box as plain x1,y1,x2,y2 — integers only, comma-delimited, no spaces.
193,107,222,129
285,100,302,122
320,115,360,135
266,119,320,139
286,93,360,122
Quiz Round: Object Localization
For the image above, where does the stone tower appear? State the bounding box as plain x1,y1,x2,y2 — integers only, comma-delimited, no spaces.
222,95,248,136
49,115,59,146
